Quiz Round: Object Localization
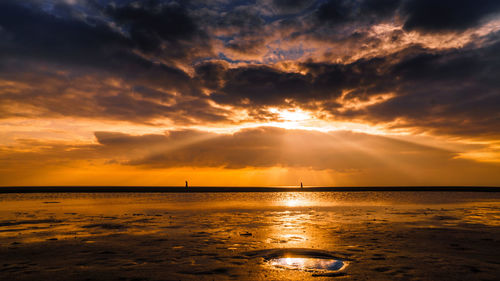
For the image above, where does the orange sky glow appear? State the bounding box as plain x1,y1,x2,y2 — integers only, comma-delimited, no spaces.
1,0,499,186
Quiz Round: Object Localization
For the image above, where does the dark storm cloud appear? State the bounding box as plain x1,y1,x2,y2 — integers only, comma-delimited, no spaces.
225,37,267,55
194,60,228,89
402,0,500,32
364,40,500,136
312,0,500,33
0,0,227,123
0,59,228,123
314,0,354,25
0,1,130,67
195,37,500,137
280,0,403,51
314,0,401,26
212,5,270,55
205,63,317,106
0,0,199,90
271,0,315,14
105,1,210,58
360,0,402,18
0,0,499,138
199,56,391,107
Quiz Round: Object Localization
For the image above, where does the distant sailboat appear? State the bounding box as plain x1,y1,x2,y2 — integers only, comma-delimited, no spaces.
301,182,303,188
185,180,188,189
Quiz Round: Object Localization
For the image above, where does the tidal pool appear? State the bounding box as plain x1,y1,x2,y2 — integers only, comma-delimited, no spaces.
269,257,346,271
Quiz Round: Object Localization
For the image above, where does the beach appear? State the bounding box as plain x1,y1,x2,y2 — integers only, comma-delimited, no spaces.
1,191,499,280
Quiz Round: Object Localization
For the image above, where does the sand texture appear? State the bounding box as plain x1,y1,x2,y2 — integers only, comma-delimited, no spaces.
1,192,499,280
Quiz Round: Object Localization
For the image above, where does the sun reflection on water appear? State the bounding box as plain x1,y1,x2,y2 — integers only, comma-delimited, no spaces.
269,257,346,272
285,199,301,207
278,192,315,207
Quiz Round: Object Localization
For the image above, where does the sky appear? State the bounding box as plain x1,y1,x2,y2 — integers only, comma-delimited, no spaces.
1,0,500,186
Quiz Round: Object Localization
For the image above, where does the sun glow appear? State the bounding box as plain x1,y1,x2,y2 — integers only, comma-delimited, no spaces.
281,193,312,207
285,199,301,207
256,107,391,134
270,108,311,122
266,107,321,130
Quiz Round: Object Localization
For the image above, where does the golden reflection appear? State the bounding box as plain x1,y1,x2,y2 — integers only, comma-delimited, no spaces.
279,193,313,207
269,257,346,271
284,199,301,207
264,193,329,249
265,211,312,246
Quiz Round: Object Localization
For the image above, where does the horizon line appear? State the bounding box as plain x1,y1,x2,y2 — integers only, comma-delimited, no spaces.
1,186,499,193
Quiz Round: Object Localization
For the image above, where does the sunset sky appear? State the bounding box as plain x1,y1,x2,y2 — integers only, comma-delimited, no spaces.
1,0,500,186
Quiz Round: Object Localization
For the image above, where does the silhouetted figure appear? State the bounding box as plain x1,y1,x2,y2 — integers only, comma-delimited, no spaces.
301,182,303,188
185,181,188,189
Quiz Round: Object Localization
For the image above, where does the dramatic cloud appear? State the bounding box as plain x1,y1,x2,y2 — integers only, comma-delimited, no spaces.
2,127,499,186
0,0,499,185
314,0,401,26
402,0,500,32
197,41,500,138
105,1,211,60
95,127,455,169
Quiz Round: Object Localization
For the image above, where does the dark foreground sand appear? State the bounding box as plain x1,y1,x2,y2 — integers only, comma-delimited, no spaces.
0,192,499,280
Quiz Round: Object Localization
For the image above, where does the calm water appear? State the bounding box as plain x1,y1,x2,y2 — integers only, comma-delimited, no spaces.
1,192,500,280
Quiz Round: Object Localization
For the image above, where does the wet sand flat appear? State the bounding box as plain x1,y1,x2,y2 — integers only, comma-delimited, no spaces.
1,191,499,280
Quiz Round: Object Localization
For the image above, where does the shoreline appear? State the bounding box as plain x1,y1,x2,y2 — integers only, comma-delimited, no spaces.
0,186,499,193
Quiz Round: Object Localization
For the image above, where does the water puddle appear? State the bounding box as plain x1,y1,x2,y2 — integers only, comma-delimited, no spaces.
244,248,349,275
269,257,346,271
